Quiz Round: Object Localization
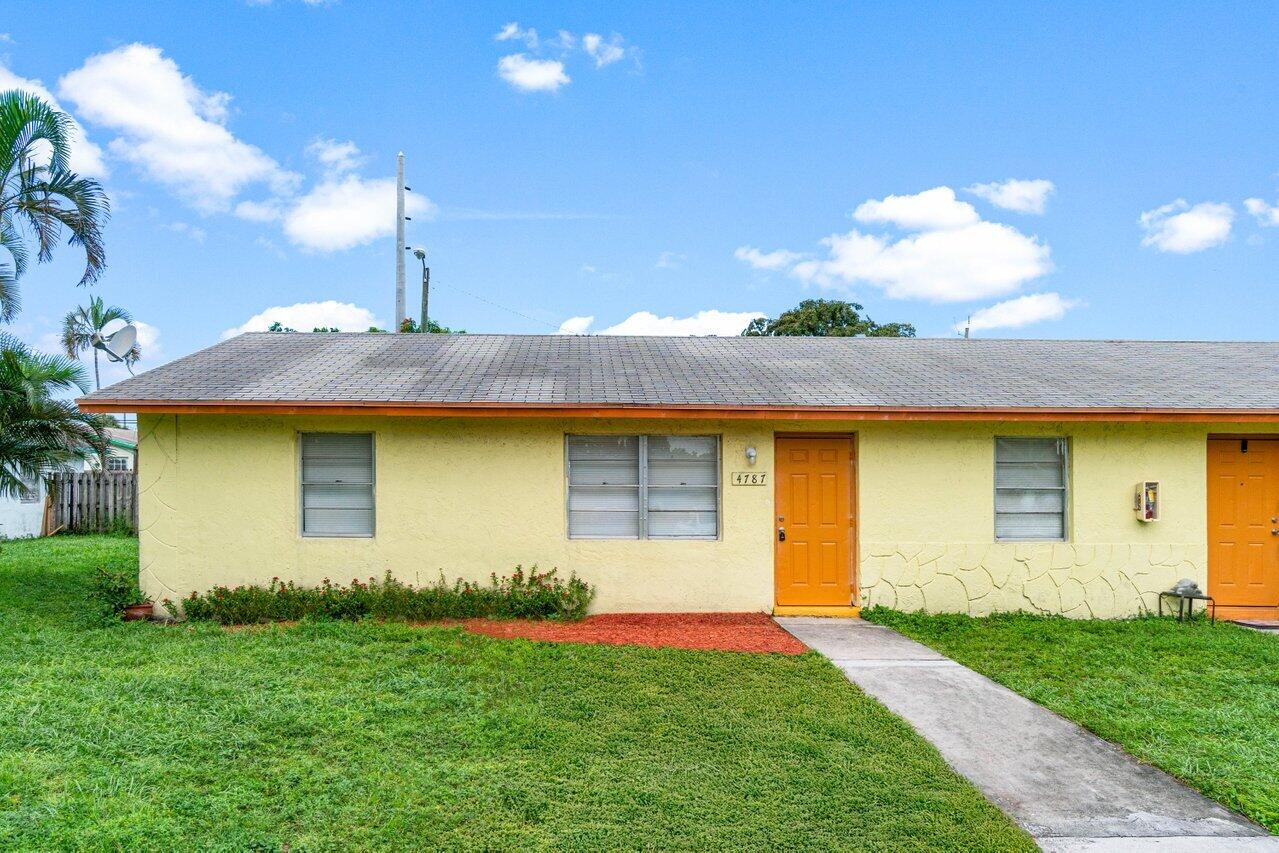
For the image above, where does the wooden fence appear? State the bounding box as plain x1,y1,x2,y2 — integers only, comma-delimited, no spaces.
45,471,138,534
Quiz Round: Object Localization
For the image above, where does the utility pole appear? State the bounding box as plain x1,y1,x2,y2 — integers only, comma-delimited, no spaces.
395,152,406,331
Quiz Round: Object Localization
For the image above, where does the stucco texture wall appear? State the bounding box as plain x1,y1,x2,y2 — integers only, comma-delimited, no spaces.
137,414,777,614
853,421,1248,618
137,414,1271,618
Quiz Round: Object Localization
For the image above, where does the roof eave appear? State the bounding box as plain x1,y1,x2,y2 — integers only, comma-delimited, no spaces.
74,398,1279,423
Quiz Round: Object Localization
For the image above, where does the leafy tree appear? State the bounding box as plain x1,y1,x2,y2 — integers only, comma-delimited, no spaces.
268,321,466,334
742,299,915,337
398,317,463,334
0,90,110,321
61,295,139,389
0,334,107,499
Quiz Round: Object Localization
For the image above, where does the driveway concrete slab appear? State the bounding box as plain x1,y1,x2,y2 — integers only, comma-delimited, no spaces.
777,617,1274,848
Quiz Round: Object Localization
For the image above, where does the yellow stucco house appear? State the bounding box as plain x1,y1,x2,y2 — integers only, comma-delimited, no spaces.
80,333,1279,621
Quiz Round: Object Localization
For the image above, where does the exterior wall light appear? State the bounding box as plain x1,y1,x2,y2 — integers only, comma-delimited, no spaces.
745,446,758,465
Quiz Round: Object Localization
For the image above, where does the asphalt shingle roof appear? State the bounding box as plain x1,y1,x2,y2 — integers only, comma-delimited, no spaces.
80,333,1279,411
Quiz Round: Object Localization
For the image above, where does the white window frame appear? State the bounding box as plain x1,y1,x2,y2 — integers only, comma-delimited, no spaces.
566,434,721,541
298,432,376,538
993,436,1069,542
106,456,129,472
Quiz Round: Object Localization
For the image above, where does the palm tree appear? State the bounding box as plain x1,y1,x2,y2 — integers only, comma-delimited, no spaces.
61,296,138,389
0,89,110,321
0,333,107,500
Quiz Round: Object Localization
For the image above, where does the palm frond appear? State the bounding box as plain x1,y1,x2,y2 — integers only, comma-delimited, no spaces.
15,167,110,286
0,261,19,323
0,90,72,179
0,333,104,500
0,91,109,304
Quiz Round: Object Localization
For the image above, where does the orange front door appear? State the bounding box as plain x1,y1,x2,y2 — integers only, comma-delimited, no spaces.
1208,438,1279,619
774,437,854,607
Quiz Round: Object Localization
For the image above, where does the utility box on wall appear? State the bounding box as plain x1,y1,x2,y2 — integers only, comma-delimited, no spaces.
1134,481,1160,522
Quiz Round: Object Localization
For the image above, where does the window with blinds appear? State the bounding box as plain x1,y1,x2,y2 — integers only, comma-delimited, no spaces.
567,435,719,539
994,437,1068,541
300,433,375,537
18,472,40,503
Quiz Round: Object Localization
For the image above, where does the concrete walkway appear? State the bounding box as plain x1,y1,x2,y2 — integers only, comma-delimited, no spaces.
777,617,1276,851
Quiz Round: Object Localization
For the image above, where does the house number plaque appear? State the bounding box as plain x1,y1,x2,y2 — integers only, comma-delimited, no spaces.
731,472,768,486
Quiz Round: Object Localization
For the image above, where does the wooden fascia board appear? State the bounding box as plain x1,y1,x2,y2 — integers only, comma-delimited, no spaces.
75,398,1279,422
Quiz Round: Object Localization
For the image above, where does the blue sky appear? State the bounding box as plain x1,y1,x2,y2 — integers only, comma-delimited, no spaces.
4,2,1279,383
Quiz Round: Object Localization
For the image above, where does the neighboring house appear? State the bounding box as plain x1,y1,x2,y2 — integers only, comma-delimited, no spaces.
0,428,136,539
79,334,1279,620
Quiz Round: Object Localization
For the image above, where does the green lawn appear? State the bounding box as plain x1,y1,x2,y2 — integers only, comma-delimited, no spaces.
866,608,1279,833
0,537,1031,851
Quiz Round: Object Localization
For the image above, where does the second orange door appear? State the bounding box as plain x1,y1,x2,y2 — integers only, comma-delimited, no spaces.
1208,438,1279,619
774,437,854,607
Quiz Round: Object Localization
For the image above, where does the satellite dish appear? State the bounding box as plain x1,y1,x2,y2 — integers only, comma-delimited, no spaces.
100,318,128,337
92,323,138,373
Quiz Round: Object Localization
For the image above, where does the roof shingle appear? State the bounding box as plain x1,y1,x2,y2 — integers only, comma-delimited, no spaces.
79,333,1279,411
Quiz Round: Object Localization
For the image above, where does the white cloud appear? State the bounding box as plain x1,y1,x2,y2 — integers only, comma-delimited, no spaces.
221,300,383,339
0,64,108,176
497,54,569,92
306,137,363,173
1139,199,1234,253
655,251,686,269
967,178,1055,214
959,293,1079,333
234,199,283,222
734,246,802,271
582,33,626,67
282,173,435,252
548,31,576,52
573,309,763,336
791,220,1051,302
495,22,539,49
58,44,297,211
233,137,435,252
557,315,594,334
853,186,979,231
744,185,1051,303
1244,197,1279,227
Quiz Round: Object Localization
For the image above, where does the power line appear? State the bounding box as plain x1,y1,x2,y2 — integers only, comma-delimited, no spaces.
431,278,564,332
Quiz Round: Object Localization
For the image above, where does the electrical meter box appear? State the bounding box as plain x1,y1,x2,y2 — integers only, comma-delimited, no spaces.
1134,481,1160,522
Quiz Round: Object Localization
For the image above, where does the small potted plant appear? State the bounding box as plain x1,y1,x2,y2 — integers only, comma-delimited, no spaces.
92,566,152,621
122,599,154,621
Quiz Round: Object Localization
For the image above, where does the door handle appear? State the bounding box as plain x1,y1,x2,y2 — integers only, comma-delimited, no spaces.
778,527,786,542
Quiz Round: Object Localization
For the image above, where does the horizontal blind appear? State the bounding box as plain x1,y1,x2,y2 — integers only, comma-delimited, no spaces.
646,436,718,538
994,437,1066,540
301,433,374,537
18,472,40,503
567,436,640,538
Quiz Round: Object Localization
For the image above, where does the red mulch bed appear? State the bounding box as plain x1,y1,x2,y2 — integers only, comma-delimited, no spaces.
459,612,807,655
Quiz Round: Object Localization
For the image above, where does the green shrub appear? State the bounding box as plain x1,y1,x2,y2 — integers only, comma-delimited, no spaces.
90,565,147,618
176,566,595,625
